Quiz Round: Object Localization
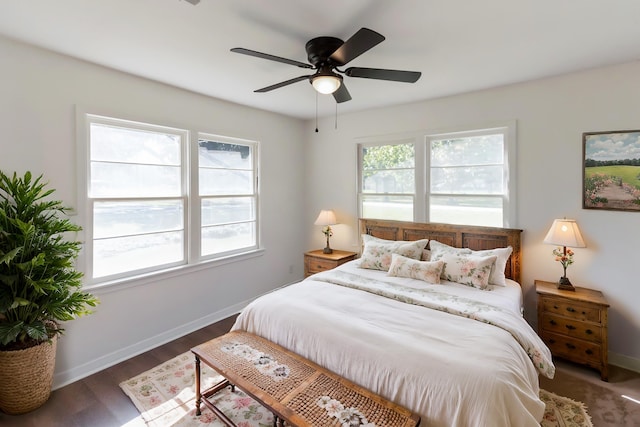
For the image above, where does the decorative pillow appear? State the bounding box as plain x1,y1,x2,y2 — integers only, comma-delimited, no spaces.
470,246,513,286
421,249,431,261
440,253,498,290
429,240,471,261
359,235,428,271
387,254,444,284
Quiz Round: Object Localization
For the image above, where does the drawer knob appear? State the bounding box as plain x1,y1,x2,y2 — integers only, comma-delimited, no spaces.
566,307,576,313
553,305,559,309
549,319,557,326
565,325,576,330
565,343,576,350
585,329,593,335
585,349,593,355
549,339,556,344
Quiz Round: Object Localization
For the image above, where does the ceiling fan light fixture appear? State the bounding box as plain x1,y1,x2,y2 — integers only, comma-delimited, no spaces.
311,74,342,94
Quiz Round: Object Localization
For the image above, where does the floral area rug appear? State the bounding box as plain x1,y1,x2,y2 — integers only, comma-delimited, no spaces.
120,351,593,427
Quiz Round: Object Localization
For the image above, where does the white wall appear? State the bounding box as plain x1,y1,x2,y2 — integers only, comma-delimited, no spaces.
304,62,640,370
0,36,308,387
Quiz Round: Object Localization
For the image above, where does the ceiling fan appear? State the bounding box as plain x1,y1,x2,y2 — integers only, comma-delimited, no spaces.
231,28,421,103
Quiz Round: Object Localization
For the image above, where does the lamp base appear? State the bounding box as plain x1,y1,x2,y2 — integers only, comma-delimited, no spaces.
323,247,333,254
557,276,575,291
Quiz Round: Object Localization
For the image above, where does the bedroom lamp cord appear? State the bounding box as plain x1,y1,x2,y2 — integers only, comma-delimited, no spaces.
315,92,318,133
313,93,339,132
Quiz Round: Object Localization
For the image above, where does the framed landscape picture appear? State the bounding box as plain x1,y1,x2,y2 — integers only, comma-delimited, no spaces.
583,130,640,211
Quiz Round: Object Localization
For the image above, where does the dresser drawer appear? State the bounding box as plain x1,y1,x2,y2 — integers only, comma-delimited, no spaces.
541,331,601,365
306,257,338,274
540,313,602,343
541,297,601,323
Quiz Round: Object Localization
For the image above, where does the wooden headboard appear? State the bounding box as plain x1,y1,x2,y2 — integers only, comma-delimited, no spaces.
360,218,523,284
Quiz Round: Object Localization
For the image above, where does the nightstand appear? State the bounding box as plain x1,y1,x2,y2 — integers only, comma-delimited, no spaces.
535,280,609,381
304,249,357,277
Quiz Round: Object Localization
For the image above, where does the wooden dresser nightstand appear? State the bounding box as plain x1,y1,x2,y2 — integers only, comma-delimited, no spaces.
535,279,609,381
304,249,357,277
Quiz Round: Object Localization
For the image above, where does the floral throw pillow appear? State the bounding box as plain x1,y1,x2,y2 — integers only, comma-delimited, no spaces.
387,254,444,284
470,246,513,286
429,240,472,261
440,253,498,290
359,235,428,271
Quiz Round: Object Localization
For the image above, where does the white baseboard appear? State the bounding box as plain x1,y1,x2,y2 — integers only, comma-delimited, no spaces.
610,351,640,374
52,300,248,390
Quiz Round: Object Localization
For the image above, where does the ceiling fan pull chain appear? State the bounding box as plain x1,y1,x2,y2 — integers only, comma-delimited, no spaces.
315,91,319,133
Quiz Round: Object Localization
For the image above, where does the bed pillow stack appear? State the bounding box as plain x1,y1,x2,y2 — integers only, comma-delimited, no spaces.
430,240,513,288
359,235,428,271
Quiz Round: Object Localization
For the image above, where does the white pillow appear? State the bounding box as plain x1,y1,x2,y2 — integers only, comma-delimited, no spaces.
429,240,471,261
440,253,497,290
360,235,428,271
470,246,513,286
387,253,444,284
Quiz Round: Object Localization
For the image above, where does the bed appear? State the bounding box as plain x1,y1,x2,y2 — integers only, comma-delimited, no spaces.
232,219,555,427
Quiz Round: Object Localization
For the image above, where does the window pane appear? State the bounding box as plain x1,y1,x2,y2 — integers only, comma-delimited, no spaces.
199,169,253,195
431,135,503,167
362,144,414,170
430,196,502,227
363,169,414,194
91,162,181,197
430,165,503,194
199,140,252,169
90,123,181,165
93,231,184,278
362,195,413,221
202,197,254,226
94,200,183,239
202,222,255,256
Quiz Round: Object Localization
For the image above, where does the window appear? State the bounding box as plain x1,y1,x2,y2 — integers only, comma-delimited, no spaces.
198,136,257,257
358,124,515,227
358,142,416,221
82,114,259,284
428,130,508,227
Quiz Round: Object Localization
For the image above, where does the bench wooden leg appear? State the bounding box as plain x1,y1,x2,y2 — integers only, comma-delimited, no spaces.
194,355,202,416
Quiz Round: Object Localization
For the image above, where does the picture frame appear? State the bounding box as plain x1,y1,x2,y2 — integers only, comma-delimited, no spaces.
583,130,640,211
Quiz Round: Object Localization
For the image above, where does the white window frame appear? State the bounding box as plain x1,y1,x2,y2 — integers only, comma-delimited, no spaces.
356,135,422,221
356,122,516,227
195,133,260,261
76,108,262,289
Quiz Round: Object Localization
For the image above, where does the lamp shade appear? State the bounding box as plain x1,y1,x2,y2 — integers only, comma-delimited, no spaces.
314,209,337,226
543,219,586,248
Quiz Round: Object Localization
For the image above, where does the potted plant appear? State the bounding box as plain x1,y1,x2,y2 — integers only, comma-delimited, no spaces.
0,170,98,414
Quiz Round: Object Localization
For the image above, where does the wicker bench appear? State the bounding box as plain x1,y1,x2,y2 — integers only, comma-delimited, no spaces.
191,331,420,427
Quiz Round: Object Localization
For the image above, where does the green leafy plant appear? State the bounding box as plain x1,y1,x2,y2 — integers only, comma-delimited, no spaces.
0,171,98,350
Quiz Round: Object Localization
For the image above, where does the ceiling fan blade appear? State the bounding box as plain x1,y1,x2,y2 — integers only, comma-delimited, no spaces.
345,67,421,83
329,28,385,66
254,75,312,93
333,83,352,103
231,48,313,69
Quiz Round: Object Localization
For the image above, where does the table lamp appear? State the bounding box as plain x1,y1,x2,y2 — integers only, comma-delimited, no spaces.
543,218,586,291
314,210,337,254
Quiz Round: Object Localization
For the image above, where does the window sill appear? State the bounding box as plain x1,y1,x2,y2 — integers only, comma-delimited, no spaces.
84,248,265,295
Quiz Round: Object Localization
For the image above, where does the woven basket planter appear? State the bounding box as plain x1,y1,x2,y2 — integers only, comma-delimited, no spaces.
0,335,58,415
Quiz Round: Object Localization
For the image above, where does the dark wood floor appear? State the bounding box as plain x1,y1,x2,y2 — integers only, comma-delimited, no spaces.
2,313,639,426
0,315,238,427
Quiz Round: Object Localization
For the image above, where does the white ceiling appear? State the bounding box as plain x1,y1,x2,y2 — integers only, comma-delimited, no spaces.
2,0,640,120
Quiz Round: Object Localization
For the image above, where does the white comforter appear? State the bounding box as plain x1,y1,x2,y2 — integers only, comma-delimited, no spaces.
232,263,554,427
